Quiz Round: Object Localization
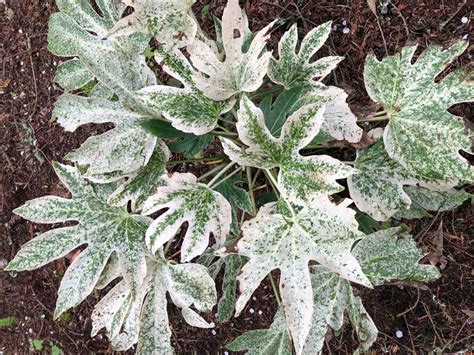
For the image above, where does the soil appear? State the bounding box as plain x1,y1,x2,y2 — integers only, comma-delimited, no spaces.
1,0,473,354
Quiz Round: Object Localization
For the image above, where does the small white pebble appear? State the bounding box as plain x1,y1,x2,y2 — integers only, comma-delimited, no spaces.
249,308,255,314
211,330,217,336
19,29,23,34
342,20,347,26
395,330,403,338
28,328,33,334
252,296,257,301
224,352,229,355
258,310,263,316
343,27,350,34
40,314,45,319
463,34,468,40
24,316,29,320
461,16,468,24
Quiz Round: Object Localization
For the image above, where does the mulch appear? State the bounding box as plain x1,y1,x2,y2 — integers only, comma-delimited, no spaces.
0,0,472,353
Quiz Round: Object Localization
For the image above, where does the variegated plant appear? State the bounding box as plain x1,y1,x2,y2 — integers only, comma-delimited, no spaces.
6,0,472,354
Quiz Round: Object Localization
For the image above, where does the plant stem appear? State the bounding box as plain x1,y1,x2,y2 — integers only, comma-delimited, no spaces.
264,169,297,219
197,163,227,182
246,167,257,216
211,130,238,137
358,110,389,122
164,239,174,256
211,166,244,189
268,274,282,306
207,162,237,188
167,156,228,166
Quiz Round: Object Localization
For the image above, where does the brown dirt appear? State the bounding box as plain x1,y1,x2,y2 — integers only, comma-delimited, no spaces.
1,0,473,354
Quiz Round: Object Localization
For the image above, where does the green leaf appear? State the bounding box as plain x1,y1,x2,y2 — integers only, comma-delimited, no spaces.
222,95,354,205
108,141,170,212
92,254,216,352
140,119,185,139
168,133,214,158
33,339,44,351
268,22,343,90
7,163,150,319
53,94,157,182
262,85,362,144
404,186,470,212
106,0,197,49
353,227,441,285
348,140,459,221
364,42,474,181
142,173,232,262
213,174,253,234
226,308,292,355
48,1,156,105
187,0,275,100
138,50,234,135
233,199,371,354
0,317,16,327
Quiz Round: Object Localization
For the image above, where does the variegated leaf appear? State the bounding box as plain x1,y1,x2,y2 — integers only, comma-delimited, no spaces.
222,95,354,205
187,0,275,100
262,84,362,144
54,58,93,91
108,141,170,211
364,42,474,181
353,227,440,285
92,254,216,352
137,49,234,135
142,173,232,262
53,93,157,182
303,266,377,354
348,140,458,221
48,0,156,105
107,0,197,49
226,308,292,355
207,253,247,322
7,162,150,319
213,174,253,234
233,199,371,354
404,186,470,213
268,22,343,90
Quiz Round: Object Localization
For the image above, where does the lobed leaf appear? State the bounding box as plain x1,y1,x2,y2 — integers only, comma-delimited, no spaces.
92,254,216,352
268,22,343,90
107,0,197,49
353,227,441,285
222,95,354,205
142,173,232,262
348,140,462,221
187,0,275,100
233,199,371,354
364,42,474,181
137,49,234,135
7,163,150,319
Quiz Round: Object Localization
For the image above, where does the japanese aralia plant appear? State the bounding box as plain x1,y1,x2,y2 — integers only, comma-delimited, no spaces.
6,0,473,354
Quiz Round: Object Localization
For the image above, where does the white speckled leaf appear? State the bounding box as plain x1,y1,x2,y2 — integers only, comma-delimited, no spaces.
234,199,371,354
303,266,377,354
364,42,474,181
48,0,156,105
92,255,216,353
108,141,170,212
7,162,150,319
404,186,471,213
262,84,362,144
348,140,459,221
142,173,232,262
55,58,93,91
53,93,157,182
226,308,292,355
353,227,441,285
269,22,343,89
137,49,234,135
107,0,197,49
187,0,275,100
222,95,354,205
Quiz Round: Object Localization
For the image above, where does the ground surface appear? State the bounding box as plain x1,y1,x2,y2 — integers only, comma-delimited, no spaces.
0,0,473,354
